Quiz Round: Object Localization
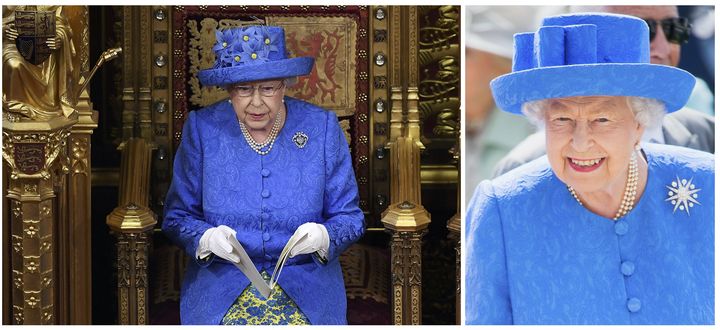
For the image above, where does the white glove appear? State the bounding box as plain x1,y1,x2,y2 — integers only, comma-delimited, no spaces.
288,222,329,259
196,225,242,263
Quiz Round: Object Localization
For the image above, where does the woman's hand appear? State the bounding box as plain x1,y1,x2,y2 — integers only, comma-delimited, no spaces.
288,222,329,259
196,225,242,263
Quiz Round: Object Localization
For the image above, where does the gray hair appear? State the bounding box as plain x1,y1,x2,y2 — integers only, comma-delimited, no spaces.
521,96,666,130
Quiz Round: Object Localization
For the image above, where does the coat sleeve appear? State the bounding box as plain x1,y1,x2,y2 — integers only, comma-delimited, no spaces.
320,111,366,263
162,111,215,263
465,180,513,324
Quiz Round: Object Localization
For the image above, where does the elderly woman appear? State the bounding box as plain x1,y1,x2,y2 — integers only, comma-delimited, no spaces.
465,13,714,324
162,25,365,325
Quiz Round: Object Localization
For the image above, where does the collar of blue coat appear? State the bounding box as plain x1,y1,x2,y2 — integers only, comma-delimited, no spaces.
490,13,695,115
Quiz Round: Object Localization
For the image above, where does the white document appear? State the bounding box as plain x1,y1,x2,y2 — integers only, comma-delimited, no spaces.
226,232,309,299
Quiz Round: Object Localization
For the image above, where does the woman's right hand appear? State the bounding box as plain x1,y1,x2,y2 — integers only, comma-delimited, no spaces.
196,225,242,263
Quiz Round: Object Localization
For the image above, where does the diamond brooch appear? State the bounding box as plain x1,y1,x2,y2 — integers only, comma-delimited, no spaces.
665,176,701,215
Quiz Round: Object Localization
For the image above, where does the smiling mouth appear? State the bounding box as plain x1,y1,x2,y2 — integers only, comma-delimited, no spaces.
568,157,605,172
247,113,267,120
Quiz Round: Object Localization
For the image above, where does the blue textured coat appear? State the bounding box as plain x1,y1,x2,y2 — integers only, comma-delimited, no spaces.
162,96,365,325
466,144,714,324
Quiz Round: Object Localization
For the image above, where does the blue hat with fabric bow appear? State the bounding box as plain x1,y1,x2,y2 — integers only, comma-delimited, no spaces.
198,25,314,86
490,13,695,114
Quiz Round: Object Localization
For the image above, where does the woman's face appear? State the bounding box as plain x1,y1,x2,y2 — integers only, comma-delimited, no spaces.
228,79,286,132
544,96,644,194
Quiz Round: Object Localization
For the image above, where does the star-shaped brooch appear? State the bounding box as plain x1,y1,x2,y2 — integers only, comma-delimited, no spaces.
665,176,701,215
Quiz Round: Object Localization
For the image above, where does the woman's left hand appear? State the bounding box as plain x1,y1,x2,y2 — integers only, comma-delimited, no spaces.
288,222,329,259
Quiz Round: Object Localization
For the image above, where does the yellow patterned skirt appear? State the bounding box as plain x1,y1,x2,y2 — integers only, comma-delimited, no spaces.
221,271,310,325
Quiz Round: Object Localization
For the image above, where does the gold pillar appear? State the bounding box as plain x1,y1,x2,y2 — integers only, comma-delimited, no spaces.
382,6,429,325
106,138,156,325
63,89,96,324
3,115,77,324
122,7,154,141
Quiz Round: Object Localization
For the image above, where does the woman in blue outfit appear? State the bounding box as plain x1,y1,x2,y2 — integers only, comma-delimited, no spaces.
162,25,365,325
465,13,714,325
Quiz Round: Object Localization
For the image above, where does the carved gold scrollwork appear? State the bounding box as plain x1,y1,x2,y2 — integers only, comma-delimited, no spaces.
418,6,460,140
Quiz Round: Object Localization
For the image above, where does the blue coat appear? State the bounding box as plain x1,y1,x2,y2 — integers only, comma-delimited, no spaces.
162,96,365,325
465,144,714,324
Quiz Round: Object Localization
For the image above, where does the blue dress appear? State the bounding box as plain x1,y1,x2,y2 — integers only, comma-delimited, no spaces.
465,144,714,324
162,96,365,325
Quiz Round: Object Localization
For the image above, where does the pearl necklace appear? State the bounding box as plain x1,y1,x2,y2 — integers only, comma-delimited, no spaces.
238,111,282,155
568,151,639,220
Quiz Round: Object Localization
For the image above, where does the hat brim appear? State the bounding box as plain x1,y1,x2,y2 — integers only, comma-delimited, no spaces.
198,57,314,86
490,63,695,114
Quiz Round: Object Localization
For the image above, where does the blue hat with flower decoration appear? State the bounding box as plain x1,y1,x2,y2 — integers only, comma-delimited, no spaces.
490,13,695,114
198,25,314,86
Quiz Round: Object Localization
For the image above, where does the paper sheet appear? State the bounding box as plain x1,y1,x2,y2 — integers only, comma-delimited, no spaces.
226,232,309,299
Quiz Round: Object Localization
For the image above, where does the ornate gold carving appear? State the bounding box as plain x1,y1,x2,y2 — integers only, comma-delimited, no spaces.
41,270,53,289
387,230,427,324
70,136,89,174
25,291,41,308
394,286,402,324
41,204,50,217
25,257,40,273
13,271,23,289
137,288,146,324
408,7,418,85
40,234,52,253
390,7,401,86
417,6,459,141
41,304,54,324
23,223,38,238
13,305,24,324
3,126,73,180
12,200,23,217
12,235,23,253
24,183,37,193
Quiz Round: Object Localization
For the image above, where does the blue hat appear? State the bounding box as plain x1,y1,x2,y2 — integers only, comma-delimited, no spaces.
490,13,695,114
198,25,314,86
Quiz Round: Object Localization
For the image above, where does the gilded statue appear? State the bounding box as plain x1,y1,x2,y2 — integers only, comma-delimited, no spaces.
3,5,78,120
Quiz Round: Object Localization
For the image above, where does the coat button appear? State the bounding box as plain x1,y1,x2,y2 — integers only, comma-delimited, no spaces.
627,297,641,312
261,189,270,198
262,233,270,241
614,221,628,236
621,261,635,276
261,168,270,177
264,254,272,261
261,213,270,220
